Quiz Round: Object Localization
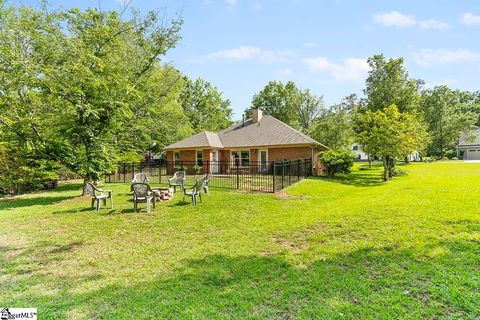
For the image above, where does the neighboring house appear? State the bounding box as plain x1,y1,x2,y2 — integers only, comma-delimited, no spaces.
352,143,369,161
351,143,420,162
456,128,480,160
163,109,328,175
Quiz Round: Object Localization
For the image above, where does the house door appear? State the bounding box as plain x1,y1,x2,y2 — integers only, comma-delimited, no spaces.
259,150,268,172
210,150,219,173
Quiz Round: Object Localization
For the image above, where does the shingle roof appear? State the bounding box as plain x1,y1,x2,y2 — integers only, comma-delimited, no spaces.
457,128,480,146
164,131,223,149
163,115,326,150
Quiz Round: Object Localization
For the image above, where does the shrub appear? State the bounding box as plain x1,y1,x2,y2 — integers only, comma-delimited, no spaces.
451,157,459,160
193,165,202,174
319,150,355,178
0,145,59,195
444,149,456,160
392,167,408,177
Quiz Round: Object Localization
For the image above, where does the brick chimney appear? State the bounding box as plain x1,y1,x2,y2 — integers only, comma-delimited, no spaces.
252,108,263,123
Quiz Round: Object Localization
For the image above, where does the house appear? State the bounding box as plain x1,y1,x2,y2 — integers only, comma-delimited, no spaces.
456,128,480,160
352,143,369,161
163,109,328,175
351,143,420,162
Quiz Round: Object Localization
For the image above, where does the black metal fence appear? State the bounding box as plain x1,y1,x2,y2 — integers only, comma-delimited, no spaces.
105,158,312,193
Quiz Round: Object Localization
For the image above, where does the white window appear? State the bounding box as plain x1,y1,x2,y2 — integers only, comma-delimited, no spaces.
196,150,203,166
174,151,180,166
231,150,250,166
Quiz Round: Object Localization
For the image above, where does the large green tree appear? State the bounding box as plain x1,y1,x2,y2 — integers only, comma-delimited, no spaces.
308,106,353,151
419,86,477,157
364,54,421,114
354,105,428,181
0,3,184,185
180,77,233,133
307,94,360,151
250,80,302,128
248,81,323,131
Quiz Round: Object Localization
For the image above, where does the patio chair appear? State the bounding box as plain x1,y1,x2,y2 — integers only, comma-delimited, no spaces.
131,173,149,184
168,171,185,192
202,173,212,194
131,183,155,214
183,179,204,206
85,182,114,211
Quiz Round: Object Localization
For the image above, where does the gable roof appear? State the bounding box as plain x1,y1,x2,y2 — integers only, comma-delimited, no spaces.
164,131,223,149
457,128,480,147
164,115,327,150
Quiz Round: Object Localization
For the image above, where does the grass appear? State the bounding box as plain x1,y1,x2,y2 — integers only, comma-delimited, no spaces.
1,162,479,319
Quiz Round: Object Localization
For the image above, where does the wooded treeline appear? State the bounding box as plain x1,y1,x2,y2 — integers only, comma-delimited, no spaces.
249,55,480,181
1,3,479,193
0,3,233,194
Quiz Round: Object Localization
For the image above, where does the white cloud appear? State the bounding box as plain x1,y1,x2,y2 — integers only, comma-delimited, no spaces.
412,48,480,66
302,57,370,82
374,11,417,28
461,12,480,26
374,11,449,30
276,68,292,76
419,19,450,30
190,46,295,64
254,3,263,11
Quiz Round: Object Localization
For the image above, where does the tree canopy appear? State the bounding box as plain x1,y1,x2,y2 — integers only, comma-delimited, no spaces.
180,77,233,133
354,105,429,181
419,86,478,157
364,54,421,114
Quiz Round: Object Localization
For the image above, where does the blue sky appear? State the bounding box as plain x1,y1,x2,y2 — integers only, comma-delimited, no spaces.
10,0,480,119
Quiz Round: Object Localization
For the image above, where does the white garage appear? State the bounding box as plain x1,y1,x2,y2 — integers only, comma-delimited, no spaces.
456,129,480,160
465,149,480,160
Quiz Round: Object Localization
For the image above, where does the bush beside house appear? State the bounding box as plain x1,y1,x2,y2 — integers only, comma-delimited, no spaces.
319,150,355,178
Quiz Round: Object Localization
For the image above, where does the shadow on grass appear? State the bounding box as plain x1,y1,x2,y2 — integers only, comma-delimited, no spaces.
0,196,77,211
2,237,478,319
53,182,83,193
310,170,384,187
52,207,92,215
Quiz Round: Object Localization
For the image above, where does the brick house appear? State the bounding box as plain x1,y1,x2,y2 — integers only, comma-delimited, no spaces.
163,109,328,175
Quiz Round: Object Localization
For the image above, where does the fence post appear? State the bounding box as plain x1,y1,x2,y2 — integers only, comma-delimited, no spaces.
304,159,307,178
281,160,285,190
272,161,276,193
297,159,300,181
159,162,162,184
309,157,312,177
236,160,239,189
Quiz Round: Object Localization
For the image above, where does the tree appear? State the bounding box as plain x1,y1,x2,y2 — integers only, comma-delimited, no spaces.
0,3,183,188
364,54,421,114
307,95,359,151
249,80,301,128
297,89,324,131
180,77,233,133
354,105,428,181
308,106,353,151
419,86,477,157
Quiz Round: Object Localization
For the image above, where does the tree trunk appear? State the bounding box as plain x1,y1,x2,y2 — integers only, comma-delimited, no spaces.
388,157,395,179
368,154,372,168
383,157,389,182
82,177,89,196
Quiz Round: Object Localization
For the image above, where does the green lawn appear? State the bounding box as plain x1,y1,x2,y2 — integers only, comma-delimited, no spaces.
1,162,479,319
